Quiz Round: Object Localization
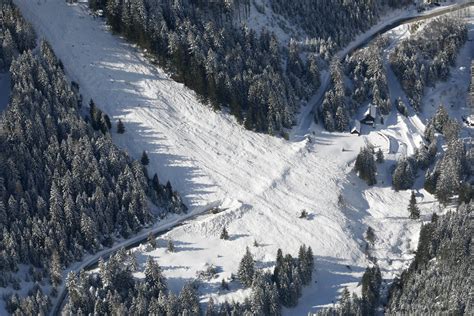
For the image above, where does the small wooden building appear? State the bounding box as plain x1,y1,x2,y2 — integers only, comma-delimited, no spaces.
361,104,377,125
350,120,361,136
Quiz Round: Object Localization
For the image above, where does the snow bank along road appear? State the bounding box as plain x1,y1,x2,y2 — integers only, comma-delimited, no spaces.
12,0,468,314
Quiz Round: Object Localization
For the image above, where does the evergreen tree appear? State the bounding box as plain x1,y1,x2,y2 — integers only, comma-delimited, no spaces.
167,239,175,252
141,150,150,166
206,297,217,316
147,233,157,249
392,158,415,191
355,146,377,185
366,226,375,244
220,226,229,240
179,283,201,315
50,252,62,287
361,266,381,315
220,278,229,291
144,256,167,298
408,191,420,219
298,245,314,285
238,247,255,287
433,105,449,132
376,148,384,163
117,119,125,134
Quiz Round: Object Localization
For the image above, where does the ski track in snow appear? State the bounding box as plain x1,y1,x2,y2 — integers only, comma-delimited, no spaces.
11,0,473,314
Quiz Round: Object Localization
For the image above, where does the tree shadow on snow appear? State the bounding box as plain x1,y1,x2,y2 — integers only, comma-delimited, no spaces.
228,233,250,241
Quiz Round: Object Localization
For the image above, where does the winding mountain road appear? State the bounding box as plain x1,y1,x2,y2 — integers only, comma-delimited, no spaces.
303,0,474,134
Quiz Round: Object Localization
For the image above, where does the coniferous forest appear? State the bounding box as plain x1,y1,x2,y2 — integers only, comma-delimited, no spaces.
85,0,415,135
387,202,472,314
0,0,473,315
88,0,320,135
320,16,468,132
271,0,412,48
314,203,472,316
0,2,186,313
390,17,468,111
62,245,314,315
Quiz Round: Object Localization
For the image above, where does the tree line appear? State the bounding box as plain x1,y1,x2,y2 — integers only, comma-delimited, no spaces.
0,0,36,72
390,17,468,112
387,202,472,314
271,0,411,50
60,244,314,315
312,203,472,315
0,2,186,312
87,0,321,135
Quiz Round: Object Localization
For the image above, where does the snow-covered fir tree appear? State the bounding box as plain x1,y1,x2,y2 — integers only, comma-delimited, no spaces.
238,247,255,287
408,191,420,219
355,146,377,186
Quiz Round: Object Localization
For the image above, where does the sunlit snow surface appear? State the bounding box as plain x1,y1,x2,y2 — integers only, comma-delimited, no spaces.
12,0,473,314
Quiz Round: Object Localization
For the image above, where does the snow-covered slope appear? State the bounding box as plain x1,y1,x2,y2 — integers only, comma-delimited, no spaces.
12,0,472,314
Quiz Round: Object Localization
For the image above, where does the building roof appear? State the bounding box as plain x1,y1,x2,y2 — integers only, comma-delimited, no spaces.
364,104,377,119
351,120,361,133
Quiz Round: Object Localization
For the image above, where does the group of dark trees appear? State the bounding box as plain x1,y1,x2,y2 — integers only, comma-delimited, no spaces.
63,249,201,315
320,37,390,132
0,2,187,312
88,99,112,134
392,106,449,191
319,59,349,132
314,265,382,316
390,17,468,111
347,38,391,115
234,245,314,313
0,0,36,71
423,107,472,204
408,191,420,219
355,145,378,186
61,245,314,315
391,104,472,204
387,202,472,314
87,0,322,135
271,0,410,50
216,246,314,316
391,126,437,191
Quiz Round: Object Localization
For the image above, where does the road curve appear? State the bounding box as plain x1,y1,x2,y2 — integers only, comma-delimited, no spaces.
305,1,474,129
51,202,219,316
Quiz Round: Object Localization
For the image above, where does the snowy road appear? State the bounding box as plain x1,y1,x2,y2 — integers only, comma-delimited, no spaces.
305,1,474,122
